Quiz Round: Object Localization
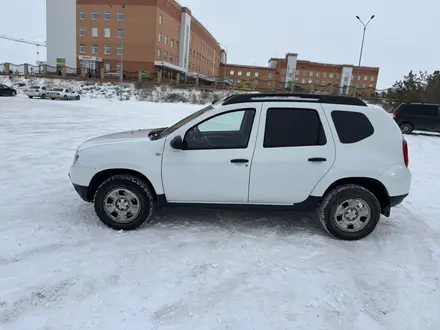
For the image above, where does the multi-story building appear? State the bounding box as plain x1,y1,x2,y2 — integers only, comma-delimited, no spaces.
46,0,222,79
220,53,380,95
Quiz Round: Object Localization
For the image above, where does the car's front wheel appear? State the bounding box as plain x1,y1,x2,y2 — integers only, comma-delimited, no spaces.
63,95,68,100
28,96,33,99
76,95,80,100
94,174,155,230
318,184,381,240
41,93,46,99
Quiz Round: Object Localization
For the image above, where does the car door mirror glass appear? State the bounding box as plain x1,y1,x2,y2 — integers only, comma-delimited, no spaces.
170,135,184,150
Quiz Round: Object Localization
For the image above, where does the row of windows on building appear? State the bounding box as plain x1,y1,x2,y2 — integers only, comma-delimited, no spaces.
80,44,123,56
79,10,125,21
79,27,124,38
229,70,270,78
297,70,375,81
157,49,214,76
295,78,374,88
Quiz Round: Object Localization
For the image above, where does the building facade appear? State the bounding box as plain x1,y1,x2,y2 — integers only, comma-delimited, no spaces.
46,0,222,79
220,53,380,95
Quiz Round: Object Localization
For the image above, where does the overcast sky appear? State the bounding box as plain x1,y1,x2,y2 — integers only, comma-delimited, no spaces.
0,0,438,89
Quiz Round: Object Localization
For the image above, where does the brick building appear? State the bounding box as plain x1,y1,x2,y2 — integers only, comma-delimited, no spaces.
46,0,222,81
220,53,380,95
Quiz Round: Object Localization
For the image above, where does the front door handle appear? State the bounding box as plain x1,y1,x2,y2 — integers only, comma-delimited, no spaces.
230,159,249,163
308,157,327,162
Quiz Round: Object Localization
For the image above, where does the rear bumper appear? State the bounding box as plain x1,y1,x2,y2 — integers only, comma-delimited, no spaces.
390,193,408,207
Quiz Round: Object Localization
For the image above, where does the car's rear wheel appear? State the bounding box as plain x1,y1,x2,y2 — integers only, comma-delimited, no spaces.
41,94,46,99
400,122,413,134
11,91,16,96
63,95,68,100
28,96,33,99
318,184,381,240
51,98,55,100
76,95,80,100
94,174,155,230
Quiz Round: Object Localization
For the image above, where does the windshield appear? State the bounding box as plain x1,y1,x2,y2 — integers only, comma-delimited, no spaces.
159,104,214,138
52,88,63,91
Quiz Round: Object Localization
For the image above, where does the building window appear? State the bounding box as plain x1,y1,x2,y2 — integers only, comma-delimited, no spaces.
357,76,361,81
104,11,111,20
164,51,167,60
92,45,98,54
362,84,366,88
301,71,307,76
117,28,124,38
230,70,234,75
316,72,320,77
159,14,163,24
176,57,178,64
92,28,98,37
329,73,334,78
310,71,314,76
79,10,85,20
79,44,85,53
301,79,306,83
322,80,327,85
104,46,110,55
118,11,124,21
157,49,161,59
364,76,368,81
268,73,272,78
336,74,340,79
246,72,251,77
170,56,173,63
104,62,110,72
255,72,259,77
117,63,121,72
117,46,123,55
323,72,327,78
79,28,85,36
238,71,242,76
164,35,168,44
371,76,375,81
158,32,162,42
92,10,98,20
104,28,110,38
170,39,174,47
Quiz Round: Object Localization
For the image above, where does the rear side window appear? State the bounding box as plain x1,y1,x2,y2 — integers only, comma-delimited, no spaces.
399,104,438,117
331,110,374,144
263,108,327,148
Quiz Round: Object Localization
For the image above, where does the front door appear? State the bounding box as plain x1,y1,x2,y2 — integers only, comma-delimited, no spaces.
249,102,335,204
162,107,260,203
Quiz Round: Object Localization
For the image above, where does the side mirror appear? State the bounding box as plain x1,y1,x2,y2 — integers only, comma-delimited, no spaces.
170,135,184,150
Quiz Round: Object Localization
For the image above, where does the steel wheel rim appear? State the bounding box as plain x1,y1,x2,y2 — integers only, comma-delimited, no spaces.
103,187,141,223
334,198,371,232
401,124,411,133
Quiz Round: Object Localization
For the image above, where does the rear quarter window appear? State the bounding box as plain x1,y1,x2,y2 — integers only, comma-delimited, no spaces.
331,110,374,144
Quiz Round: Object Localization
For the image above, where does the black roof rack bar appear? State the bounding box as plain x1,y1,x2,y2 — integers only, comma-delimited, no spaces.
222,93,367,106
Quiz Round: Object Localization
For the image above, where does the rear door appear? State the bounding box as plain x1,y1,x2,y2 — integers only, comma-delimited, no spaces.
248,102,335,205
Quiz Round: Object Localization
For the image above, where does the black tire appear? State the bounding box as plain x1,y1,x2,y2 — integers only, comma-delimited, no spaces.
51,98,55,100
76,95,80,100
94,174,155,230
12,91,16,96
400,122,413,134
63,95,68,100
318,184,381,240
41,94,46,99
28,96,33,99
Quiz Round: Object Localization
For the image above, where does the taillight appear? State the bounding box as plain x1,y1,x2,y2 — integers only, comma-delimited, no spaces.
403,139,409,167
393,111,397,118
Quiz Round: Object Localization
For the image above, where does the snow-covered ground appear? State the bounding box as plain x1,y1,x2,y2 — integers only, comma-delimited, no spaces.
0,96,439,330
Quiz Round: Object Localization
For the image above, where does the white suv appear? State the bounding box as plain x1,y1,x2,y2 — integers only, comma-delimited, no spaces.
69,93,411,240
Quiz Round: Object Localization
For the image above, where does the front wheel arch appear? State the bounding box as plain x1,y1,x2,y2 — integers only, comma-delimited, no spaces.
87,168,158,202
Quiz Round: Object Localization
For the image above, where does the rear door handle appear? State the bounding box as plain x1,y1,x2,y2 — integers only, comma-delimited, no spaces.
308,157,327,162
230,159,249,163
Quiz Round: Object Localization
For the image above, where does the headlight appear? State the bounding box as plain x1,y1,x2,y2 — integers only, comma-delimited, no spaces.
72,151,79,165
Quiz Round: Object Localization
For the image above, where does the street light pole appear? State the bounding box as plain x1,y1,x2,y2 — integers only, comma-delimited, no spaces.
354,15,375,97
119,4,125,101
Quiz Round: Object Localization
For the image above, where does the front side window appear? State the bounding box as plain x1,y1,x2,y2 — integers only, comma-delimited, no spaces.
184,109,256,150
264,108,327,148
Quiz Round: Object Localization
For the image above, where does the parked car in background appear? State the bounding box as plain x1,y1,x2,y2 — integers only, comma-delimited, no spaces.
49,88,80,100
0,84,17,96
69,93,411,241
393,102,440,134
27,85,49,99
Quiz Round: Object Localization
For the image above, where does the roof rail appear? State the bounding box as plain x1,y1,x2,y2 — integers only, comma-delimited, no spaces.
222,93,367,106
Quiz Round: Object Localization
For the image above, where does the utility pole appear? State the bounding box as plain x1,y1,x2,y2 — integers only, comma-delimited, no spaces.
354,15,375,97
119,4,125,101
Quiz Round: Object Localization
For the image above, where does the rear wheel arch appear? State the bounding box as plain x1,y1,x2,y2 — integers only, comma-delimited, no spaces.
87,168,158,202
321,177,390,215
